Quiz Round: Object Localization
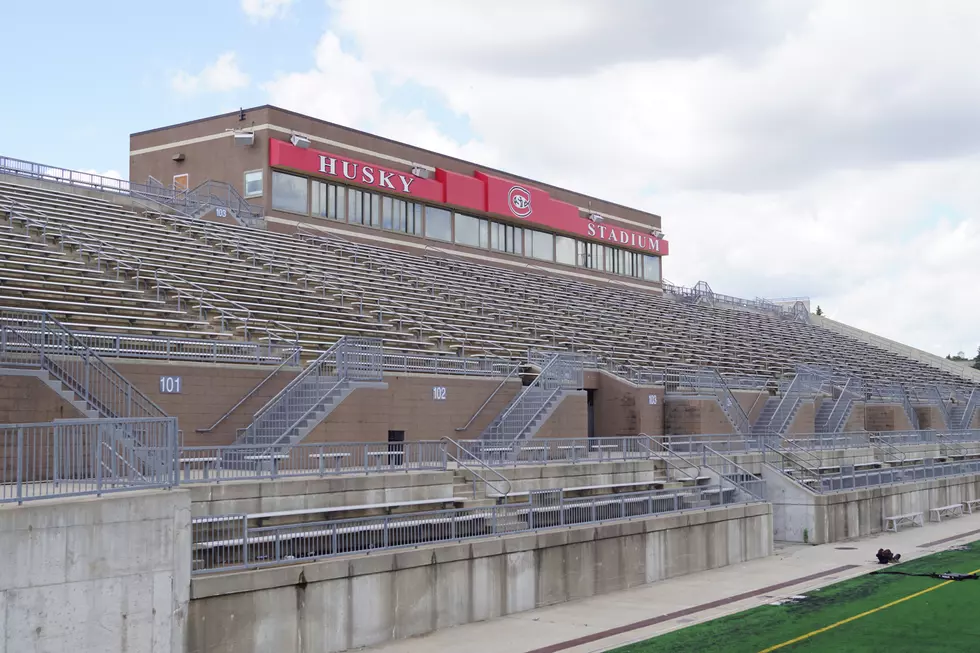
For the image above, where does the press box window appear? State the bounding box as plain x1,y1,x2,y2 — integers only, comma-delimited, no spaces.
491,222,523,255
244,170,263,198
425,206,452,242
555,236,576,266
271,171,308,214
311,180,345,221
643,255,662,282
527,230,554,262
382,197,423,235
348,189,381,227
454,213,489,249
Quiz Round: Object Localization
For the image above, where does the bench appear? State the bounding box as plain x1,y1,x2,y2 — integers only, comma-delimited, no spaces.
930,504,964,522
308,452,352,473
964,499,980,514
884,512,924,532
179,456,218,480
677,475,712,487
247,497,468,525
488,480,667,500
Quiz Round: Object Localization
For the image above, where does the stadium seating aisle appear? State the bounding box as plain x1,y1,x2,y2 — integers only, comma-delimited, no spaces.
0,176,975,391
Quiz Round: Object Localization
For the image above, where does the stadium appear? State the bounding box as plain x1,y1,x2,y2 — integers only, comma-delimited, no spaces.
3,105,980,653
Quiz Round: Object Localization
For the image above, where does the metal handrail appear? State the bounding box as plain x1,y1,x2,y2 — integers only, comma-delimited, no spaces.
456,363,522,431
870,432,907,466
441,436,512,498
763,444,821,491
701,445,766,500
959,388,978,430
708,368,750,434
769,372,811,434
196,355,299,434
0,309,167,419
638,433,703,482
252,339,344,424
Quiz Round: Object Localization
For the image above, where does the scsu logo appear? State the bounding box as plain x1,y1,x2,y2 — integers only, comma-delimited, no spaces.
508,185,532,218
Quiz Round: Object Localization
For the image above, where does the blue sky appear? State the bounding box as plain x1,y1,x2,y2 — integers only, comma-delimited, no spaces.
0,1,333,176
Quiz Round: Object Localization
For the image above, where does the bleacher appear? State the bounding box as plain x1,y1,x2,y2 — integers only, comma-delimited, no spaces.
0,175,975,392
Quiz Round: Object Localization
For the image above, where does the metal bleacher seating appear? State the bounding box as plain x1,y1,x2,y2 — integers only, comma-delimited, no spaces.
0,176,975,392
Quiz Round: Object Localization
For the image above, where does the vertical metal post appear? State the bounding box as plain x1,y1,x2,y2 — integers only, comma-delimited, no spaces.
95,426,104,497
53,426,61,487
16,427,24,504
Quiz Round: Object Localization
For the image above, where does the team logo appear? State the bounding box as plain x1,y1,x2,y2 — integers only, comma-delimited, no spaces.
508,185,532,218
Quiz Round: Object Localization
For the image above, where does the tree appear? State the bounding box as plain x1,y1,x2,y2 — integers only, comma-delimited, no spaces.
974,347,980,370
815,305,824,317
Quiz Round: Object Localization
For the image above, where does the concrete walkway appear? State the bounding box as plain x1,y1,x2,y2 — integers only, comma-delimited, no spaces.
363,513,980,653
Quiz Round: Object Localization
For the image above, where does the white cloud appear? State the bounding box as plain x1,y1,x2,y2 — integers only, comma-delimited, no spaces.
264,1,980,357
241,0,294,21
171,52,250,95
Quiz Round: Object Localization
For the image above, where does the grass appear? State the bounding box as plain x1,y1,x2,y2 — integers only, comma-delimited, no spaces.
608,541,980,653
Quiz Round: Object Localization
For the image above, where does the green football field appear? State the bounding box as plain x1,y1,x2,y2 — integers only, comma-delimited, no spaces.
609,541,980,653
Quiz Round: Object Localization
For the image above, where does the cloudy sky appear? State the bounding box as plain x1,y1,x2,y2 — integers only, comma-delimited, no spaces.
2,0,979,358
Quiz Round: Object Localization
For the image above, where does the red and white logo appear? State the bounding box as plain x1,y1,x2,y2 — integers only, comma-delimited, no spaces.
508,185,532,218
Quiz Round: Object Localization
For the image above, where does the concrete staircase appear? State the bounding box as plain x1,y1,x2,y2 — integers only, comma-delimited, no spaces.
814,401,833,431
0,368,99,418
752,397,780,434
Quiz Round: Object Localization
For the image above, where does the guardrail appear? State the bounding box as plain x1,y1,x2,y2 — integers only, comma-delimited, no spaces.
191,483,747,573
453,436,658,466
178,441,446,482
0,417,179,504
1,309,167,419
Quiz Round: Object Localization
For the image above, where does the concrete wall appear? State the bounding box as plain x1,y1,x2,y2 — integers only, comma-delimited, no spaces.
865,404,914,431
663,396,735,435
0,374,84,424
786,399,816,435
112,361,299,446
593,372,664,437
188,471,456,518
304,374,521,443
534,392,589,439
766,470,980,544
187,503,773,653
0,490,191,653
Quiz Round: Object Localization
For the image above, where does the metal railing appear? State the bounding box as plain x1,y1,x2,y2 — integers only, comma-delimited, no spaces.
197,355,299,435
383,351,514,377
822,377,863,433
709,368,751,434
764,372,808,435
191,483,748,573
133,178,264,227
0,309,166,419
959,389,979,430
872,384,920,431
639,434,703,483
238,337,383,448
481,351,583,441
0,417,179,503
701,445,767,501
441,436,512,497
178,441,446,482
662,279,810,321
454,436,665,466
767,449,980,494
66,331,295,365
456,363,522,432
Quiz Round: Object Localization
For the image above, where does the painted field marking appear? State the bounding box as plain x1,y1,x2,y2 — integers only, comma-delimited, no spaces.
757,566,980,652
